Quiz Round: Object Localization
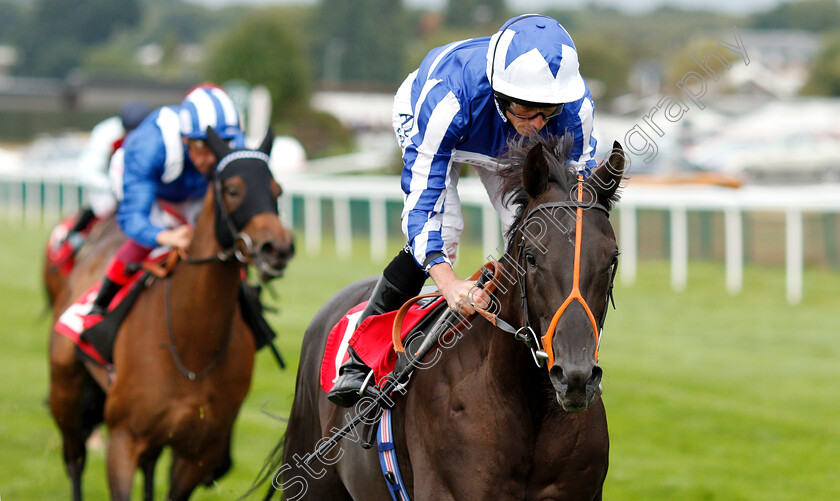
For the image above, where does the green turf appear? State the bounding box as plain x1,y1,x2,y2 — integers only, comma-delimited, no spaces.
1,219,838,500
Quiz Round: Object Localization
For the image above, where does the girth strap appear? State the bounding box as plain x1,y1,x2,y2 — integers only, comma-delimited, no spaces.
377,408,411,501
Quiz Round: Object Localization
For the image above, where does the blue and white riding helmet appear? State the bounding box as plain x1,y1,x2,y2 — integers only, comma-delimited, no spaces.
486,14,586,110
179,83,242,140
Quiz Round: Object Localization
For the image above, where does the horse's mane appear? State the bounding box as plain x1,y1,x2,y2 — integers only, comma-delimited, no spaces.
496,133,622,252
496,133,578,247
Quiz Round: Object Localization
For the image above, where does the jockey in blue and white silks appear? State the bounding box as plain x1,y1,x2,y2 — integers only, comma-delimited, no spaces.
114,88,245,248
82,83,245,328
394,14,597,272
328,14,598,408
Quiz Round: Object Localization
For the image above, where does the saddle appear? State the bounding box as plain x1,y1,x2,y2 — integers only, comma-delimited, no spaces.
56,252,278,369
54,268,150,368
320,285,456,395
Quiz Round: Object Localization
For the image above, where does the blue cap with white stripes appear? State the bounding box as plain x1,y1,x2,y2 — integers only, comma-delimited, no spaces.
179,83,242,140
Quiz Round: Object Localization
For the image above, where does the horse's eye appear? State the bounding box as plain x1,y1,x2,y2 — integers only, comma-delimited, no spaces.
525,253,537,267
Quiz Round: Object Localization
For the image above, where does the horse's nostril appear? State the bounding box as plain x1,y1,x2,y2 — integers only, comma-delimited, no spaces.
260,240,294,260
260,241,275,255
591,366,603,385
549,365,566,386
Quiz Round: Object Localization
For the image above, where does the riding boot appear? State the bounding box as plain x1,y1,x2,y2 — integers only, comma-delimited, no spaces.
327,275,417,407
69,207,96,234
54,208,96,264
89,277,122,318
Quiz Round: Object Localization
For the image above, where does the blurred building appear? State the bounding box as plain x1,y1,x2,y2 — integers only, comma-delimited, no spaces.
726,29,820,98
683,98,840,182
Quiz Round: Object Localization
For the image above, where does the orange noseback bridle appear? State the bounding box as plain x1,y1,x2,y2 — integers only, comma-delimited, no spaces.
517,176,617,368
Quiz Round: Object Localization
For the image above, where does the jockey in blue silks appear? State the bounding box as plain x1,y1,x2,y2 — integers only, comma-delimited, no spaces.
329,14,599,406
83,83,245,329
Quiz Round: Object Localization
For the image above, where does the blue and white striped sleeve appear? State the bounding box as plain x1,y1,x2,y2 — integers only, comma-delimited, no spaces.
565,88,597,176
399,81,464,271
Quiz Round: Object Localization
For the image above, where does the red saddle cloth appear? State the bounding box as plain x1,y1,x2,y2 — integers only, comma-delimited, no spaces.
54,250,169,366
320,296,445,393
45,215,98,276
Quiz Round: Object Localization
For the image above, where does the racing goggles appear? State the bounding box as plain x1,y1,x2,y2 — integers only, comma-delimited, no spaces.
506,101,564,121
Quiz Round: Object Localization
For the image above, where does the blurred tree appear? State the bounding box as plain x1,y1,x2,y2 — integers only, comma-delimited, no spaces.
311,0,406,87
542,6,737,70
444,0,507,28
0,1,26,45
206,9,353,158
16,0,141,77
664,37,735,91
751,0,840,32
205,11,311,122
800,31,840,96
574,34,631,101
83,2,250,81
140,2,246,45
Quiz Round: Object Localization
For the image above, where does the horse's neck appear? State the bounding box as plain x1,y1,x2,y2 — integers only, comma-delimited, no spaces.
485,258,553,411
480,278,538,379
170,206,241,333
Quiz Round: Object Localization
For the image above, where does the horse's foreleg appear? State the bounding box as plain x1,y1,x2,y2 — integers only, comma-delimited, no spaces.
60,430,86,501
106,428,140,501
168,449,222,501
201,432,232,486
139,446,163,501
49,342,95,501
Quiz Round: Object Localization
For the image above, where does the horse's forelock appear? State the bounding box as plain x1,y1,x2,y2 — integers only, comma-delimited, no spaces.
497,134,578,246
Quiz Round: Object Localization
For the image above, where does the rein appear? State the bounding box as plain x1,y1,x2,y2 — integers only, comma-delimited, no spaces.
156,150,267,380
474,176,617,369
176,233,256,266
170,149,272,267
389,176,617,370
163,277,234,381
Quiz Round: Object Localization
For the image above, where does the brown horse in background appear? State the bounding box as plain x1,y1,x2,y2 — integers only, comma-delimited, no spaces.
49,129,294,501
43,213,117,308
270,136,624,500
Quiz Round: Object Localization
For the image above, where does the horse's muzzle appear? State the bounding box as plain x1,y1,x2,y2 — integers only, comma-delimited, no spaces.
255,238,295,280
549,363,603,412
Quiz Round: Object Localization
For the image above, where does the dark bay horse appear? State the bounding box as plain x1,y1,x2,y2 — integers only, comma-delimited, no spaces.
48,129,294,501
272,136,625,500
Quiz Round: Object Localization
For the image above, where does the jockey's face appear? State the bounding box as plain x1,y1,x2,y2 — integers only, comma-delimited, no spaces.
185,138,217,175
503,101,562,138
506,110,548,137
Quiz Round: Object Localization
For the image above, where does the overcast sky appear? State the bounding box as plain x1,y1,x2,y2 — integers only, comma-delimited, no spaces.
195,0,791,15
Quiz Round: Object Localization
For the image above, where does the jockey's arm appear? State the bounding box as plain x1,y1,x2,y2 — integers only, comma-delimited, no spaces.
428,262,489,316
400,85,465,273
116,133,169,248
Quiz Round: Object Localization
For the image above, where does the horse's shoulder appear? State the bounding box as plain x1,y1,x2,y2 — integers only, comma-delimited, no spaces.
320,276,379,314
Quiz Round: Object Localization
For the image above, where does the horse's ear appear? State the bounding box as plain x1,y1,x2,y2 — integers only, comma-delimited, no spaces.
586,140,625,208
205,127,231,159
258,126,274,156
523,142,549,199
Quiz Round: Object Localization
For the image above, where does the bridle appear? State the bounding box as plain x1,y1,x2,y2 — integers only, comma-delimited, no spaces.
162,150,275,380
179,150,273,266
474,176,618,369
